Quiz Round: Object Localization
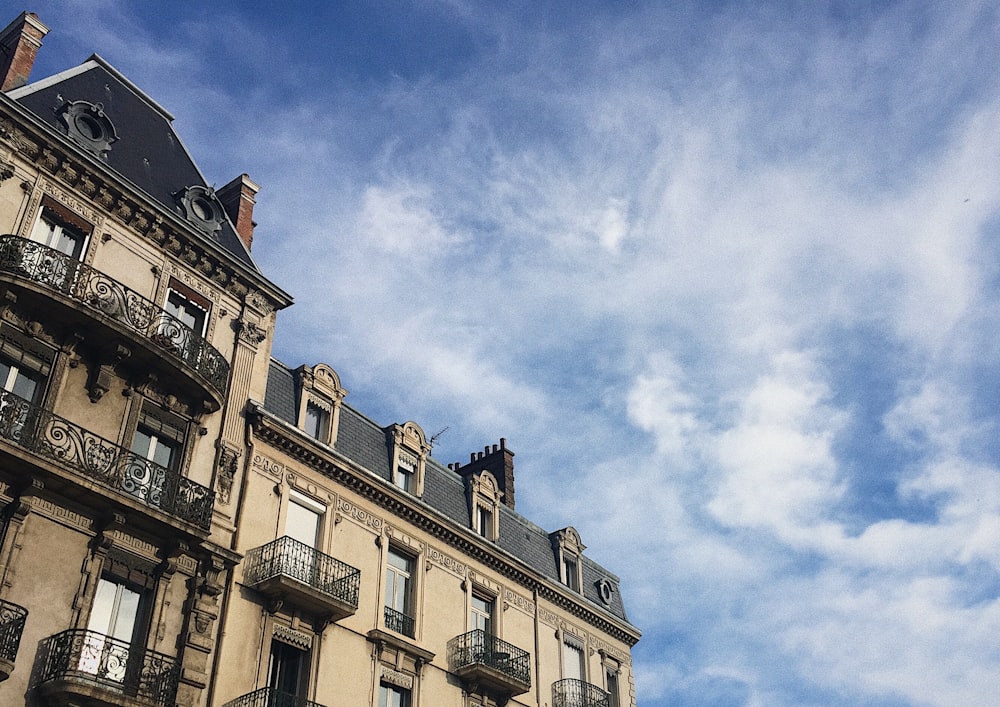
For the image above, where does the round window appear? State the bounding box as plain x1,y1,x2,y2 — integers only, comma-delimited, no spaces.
191,196,215,221
73,113,104,141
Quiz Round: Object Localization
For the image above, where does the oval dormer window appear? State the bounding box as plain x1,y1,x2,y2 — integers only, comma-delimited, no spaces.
57,101,118,159
174,185,225,235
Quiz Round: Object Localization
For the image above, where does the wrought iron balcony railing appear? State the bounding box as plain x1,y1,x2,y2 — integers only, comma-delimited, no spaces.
33,629,180,706
383,605,415,638
553,678,611,707
223,687,326,707
0,388,214,529
0,235,229,396
0,599,27,672
244,536,361,610
448,629,531,690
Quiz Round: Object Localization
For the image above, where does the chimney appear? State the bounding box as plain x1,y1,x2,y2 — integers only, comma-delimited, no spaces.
217,173,259,251
452,438,516,510
0,12,49,92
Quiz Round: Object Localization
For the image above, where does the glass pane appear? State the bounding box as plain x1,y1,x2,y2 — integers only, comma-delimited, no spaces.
150,436,176,469
166,291,206,334
564,643,584,681
131,429,153,457
10,370,38,402
87,579,118,635
111,586,140,642
286,499,321,548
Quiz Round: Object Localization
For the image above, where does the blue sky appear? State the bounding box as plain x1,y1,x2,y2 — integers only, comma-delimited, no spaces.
22,1,1000,704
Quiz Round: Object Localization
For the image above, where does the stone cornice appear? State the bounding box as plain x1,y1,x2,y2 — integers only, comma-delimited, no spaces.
0,94,292,313
248,402,641,647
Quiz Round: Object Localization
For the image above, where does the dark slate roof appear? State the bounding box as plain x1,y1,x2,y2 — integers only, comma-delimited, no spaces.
9,55,256,268
264,359,632,626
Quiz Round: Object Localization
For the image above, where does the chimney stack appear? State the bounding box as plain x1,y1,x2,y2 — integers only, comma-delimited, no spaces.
451,438,516,510
217,173,259,251
0,12,48,92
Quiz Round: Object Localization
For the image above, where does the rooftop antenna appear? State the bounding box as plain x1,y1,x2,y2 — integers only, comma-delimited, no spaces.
429,426,449,449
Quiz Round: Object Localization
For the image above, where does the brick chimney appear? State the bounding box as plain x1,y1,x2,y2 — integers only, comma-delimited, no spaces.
217,173,259,251
448,438,516,510
0,12,48,92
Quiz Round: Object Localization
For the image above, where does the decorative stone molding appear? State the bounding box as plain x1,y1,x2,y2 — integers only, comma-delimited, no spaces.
426,545,467,578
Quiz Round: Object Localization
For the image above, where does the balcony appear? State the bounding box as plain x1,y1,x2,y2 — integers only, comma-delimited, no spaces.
0,599,27,681
223,687,327,707
553,678,611,707
32,629,180,707
0,388,214,530
383,606,415,638
243,536,361,620
448,629,531,697
0,235,230,411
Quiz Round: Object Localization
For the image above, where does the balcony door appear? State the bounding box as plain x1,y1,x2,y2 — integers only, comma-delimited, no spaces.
285,492,324,589
268,638,309,701
27,206,89,292
82,577,145,684
30,209,87,259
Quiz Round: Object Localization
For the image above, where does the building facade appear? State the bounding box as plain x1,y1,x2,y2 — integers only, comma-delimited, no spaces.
0,11,640,707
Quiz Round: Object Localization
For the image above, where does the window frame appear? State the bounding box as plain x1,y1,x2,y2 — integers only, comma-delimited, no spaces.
383,545,417,637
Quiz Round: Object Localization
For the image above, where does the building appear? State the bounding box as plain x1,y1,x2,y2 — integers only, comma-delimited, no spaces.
0,11,640,707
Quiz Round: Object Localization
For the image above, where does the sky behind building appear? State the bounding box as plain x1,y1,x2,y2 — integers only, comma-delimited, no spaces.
20,2,1000,705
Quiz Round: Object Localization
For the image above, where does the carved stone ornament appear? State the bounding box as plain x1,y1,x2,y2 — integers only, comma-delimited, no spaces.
56,101,119,159
216,448,239,505
236,318,267,346
0,157,13,182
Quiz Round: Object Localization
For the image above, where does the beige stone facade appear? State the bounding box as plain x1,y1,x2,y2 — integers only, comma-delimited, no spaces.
0,10,639,707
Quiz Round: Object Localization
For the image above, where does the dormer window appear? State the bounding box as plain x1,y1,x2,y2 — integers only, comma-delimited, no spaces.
56,100,118,159
295,364,346,446
174,185,226,235
386,421,429,497
550,526,585,593
466,470,501,541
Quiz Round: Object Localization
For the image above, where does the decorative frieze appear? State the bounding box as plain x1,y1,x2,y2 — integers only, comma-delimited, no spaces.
538,605,561,629
426,545,467,578
26,495,93,533
336,497,385,532
252,452,285,480
503,587,535,616
273,624,312,650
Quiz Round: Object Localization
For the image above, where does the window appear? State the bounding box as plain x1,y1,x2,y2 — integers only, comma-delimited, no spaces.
0,336,53,441
379,683,411,707
476,506,493,539
606,664,621,707
550,526,585,594
0,358,42,402
81,576,148,684
165,290,207,336
563,640,585,682
467,471,501,541
295,364,346,446
30,208,87,258
395,455,415,493
268,639,309,700
128,405,186,507
386,422,428,497
562,556,580,592
471,593,493,635
285,492,323,549
24,202,90,291
384,548,415,637
304,402,329,442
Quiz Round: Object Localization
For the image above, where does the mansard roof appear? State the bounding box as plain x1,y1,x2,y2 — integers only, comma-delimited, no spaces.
8,55,256,269
262,358,635,633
